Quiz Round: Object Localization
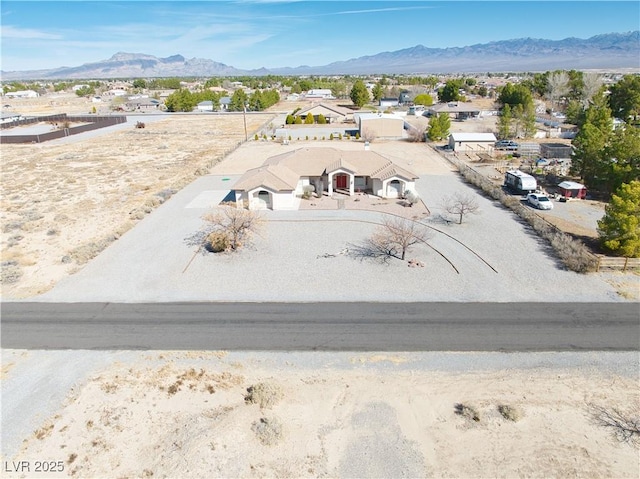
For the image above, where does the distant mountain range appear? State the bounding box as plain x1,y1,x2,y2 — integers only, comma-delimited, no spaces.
2,32,638,80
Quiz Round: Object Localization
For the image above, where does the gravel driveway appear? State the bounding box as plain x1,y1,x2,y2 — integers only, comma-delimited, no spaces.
35,142,626,303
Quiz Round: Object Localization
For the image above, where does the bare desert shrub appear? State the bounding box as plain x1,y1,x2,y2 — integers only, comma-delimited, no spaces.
407,127,426,142
244,382,283,409
201,206,263,252
498,404,523,422
7,234,24,247
349,216,431,262
251,417,283,446
3,221,24,233
549,231,598,272
441,192,481,224
455,403,481,422
68,235,117,264
589,404,640,447
446,154,597,273
206,232,231,253
1,261,23,284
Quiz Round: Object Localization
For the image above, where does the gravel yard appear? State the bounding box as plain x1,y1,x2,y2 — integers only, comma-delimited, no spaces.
36,141,631,303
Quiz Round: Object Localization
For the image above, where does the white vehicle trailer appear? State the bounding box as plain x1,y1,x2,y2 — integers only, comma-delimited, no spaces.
504,169,537,194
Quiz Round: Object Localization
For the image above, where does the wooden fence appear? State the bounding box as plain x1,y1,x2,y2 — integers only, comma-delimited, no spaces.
594,256,640,272
440,148,639,273
1,115,126,143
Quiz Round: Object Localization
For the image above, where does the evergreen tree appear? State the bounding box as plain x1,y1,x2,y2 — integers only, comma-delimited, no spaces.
427,113,450,141
350,80,370,108
570,92,614,190
305,113,315,124
371,83,384,102
497,104,512,139
608,74,640,123
597,180,640,257
438,80,461,103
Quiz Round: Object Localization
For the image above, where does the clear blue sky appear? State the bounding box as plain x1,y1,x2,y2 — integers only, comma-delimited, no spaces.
1,1,639,72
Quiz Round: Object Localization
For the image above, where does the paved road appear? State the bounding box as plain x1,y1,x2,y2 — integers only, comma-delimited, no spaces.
2,302,638,351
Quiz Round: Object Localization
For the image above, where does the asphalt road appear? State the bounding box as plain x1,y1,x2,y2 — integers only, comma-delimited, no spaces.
2,302,638,351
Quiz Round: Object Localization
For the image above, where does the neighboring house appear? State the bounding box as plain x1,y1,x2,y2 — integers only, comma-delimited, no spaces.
125,98,161,111
379,97,399,108
448,133,497,152
3,90,39,98
233,147,418,210
219,97,232,111
428,102,481,120
0,112,23,124
305,89,335,99
103,89,128,97
72,84,90,92
294,103,354,124
399,91,412,105
197,100,215,112
356,112,405,138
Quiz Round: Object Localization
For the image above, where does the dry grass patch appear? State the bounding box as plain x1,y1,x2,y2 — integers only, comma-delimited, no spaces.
454,403,481,423
1,113,274,297
244,382,284,409
498,404,523,422
251,416,283,446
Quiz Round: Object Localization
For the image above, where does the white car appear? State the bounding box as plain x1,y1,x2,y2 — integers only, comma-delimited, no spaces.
527,193,554,210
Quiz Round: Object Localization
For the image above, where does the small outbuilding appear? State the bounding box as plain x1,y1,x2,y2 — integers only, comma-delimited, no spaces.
197,100,215,112
448,132,496,152
557,181,587,199
356,112,405,139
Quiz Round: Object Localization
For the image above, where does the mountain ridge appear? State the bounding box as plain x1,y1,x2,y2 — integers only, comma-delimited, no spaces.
2,31,638,80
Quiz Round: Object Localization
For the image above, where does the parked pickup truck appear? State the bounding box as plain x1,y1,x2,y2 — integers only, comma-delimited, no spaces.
495,140,519,151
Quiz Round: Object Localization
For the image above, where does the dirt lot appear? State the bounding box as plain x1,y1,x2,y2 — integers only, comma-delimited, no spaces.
1,111,275,298
3,350,638,479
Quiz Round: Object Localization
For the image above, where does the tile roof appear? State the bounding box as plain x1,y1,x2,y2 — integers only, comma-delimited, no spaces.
233,147,418,192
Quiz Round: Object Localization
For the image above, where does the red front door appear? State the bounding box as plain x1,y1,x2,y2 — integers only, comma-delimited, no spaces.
336,175,347,189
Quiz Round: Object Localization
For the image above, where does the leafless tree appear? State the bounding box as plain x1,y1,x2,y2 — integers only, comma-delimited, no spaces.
441,192,480,224
546,71,570,111
589,404,640,447
581,73,603,107
349,216,432,262
201,205,263,252
407,126,426,142
360,127,376,143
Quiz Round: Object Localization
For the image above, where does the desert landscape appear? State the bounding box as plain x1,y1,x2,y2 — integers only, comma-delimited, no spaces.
1,95,276,298
2,95,638,478
2,350,638,478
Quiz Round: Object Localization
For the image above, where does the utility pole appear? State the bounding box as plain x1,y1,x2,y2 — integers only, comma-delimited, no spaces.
243,103,248,141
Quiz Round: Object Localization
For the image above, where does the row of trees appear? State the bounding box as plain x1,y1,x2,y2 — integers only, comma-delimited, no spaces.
164,88,279,112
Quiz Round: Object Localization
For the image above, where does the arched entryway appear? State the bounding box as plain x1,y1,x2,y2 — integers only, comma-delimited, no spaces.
253,190,272,209
386,179,402,198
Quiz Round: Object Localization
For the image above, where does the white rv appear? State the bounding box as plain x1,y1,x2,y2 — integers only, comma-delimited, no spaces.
504,170,537,194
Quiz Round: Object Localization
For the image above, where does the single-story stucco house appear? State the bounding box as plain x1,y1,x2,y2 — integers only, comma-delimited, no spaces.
294,103,354,123
429,102,481,120
448,132,497,152
233,147,418,210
